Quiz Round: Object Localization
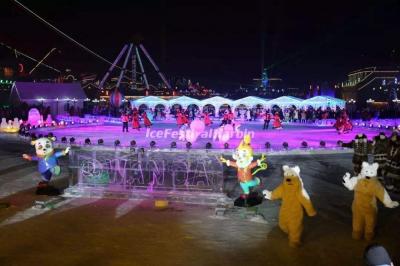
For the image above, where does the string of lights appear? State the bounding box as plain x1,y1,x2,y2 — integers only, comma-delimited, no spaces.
12,0,127,73
0,42,61,73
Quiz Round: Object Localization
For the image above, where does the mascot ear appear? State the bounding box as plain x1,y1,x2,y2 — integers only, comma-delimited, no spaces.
48,137,56,142
282,165,289,171
293,166,300,176
372,162,379,171
243,134,251,145
362,161,369,168
30,140,36,145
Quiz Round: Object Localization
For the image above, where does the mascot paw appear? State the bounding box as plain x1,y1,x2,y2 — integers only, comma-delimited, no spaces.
65,147,71,154
262,190,272,200
342,172,354,190
343,172,351,182
387,201,399,208
309,210,317,217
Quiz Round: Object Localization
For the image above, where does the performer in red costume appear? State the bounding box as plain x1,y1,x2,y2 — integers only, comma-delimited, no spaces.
227,110,234,124
131,110,140,131
272,112,282,129
182,110,189,125
334,111,352,134
142,112,152,128
176,111,184,127
203,112,212,126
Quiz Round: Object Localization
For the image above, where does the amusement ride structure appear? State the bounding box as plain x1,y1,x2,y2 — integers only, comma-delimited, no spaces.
99,43,171,92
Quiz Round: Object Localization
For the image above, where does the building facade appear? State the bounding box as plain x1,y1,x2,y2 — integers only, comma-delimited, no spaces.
338,67,400,107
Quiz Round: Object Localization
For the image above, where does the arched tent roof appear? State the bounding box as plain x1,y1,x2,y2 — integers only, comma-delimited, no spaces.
301,96,346,109
168,96,201,108
267,96,303,108
200,96,233,108
132,96,168,108
232,96,269,109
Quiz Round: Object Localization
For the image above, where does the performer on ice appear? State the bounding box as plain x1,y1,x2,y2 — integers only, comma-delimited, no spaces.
334,111,353,134
273,112,282,129
220,134,267,207
131,109,140,131
263,111,271,130
142,112,152,128
203,112,212,126
121,112,129,132
220,111,229,126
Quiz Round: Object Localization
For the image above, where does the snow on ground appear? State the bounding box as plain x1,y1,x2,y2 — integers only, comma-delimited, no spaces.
0,128,399,265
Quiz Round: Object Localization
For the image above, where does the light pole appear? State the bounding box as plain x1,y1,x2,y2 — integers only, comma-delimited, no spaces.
393,99,400,127
348,98,356,118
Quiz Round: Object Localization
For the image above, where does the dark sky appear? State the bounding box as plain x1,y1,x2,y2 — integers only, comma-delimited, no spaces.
1,0,400,89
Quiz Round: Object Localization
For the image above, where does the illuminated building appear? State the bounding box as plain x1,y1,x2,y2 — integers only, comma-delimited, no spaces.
338,67,399,107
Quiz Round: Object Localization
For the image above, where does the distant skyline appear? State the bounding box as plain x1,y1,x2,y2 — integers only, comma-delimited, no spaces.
1,0,400,89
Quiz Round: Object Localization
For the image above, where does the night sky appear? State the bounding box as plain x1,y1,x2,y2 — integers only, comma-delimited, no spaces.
1,0,399,89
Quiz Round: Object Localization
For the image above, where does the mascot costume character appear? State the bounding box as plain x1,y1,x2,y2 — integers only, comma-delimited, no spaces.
23,137,70,195
342,133,371,175
342,162,398,241
371,132,389,179
220,134,267,207
263,165,316,247
384,131,400,191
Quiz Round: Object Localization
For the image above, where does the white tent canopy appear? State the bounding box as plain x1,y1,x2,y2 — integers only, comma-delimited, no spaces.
130,95,346,112
168,96,201,108
200,96,233,109
132,96,168,109
232,96,270,109
266,96,303,108
301,96,346,109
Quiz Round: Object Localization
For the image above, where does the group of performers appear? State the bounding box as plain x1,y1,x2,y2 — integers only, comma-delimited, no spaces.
175,109,213,128
174,109,284,130
341,130,400,192
121,108,152,132
263,112,282,130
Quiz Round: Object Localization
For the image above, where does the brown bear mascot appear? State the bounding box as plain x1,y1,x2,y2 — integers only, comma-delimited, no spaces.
263,165,316,247
343,161,399,241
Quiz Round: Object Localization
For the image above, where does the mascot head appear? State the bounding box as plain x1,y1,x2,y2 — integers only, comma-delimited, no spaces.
232,134,254,168
390,130,399,146
355,133,368,143
373,132,387,145
282,165,310,199
31,137,56,158
377,132,386,140
360,162,379,179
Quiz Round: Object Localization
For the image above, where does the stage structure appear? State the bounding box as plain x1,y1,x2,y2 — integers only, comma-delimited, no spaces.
64,146,232,206
98,43,171,91
130,95,346,115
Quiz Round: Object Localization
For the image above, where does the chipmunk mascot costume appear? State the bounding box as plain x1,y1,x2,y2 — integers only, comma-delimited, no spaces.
343,162,399,241
220,134,267,207
263,165,316,247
